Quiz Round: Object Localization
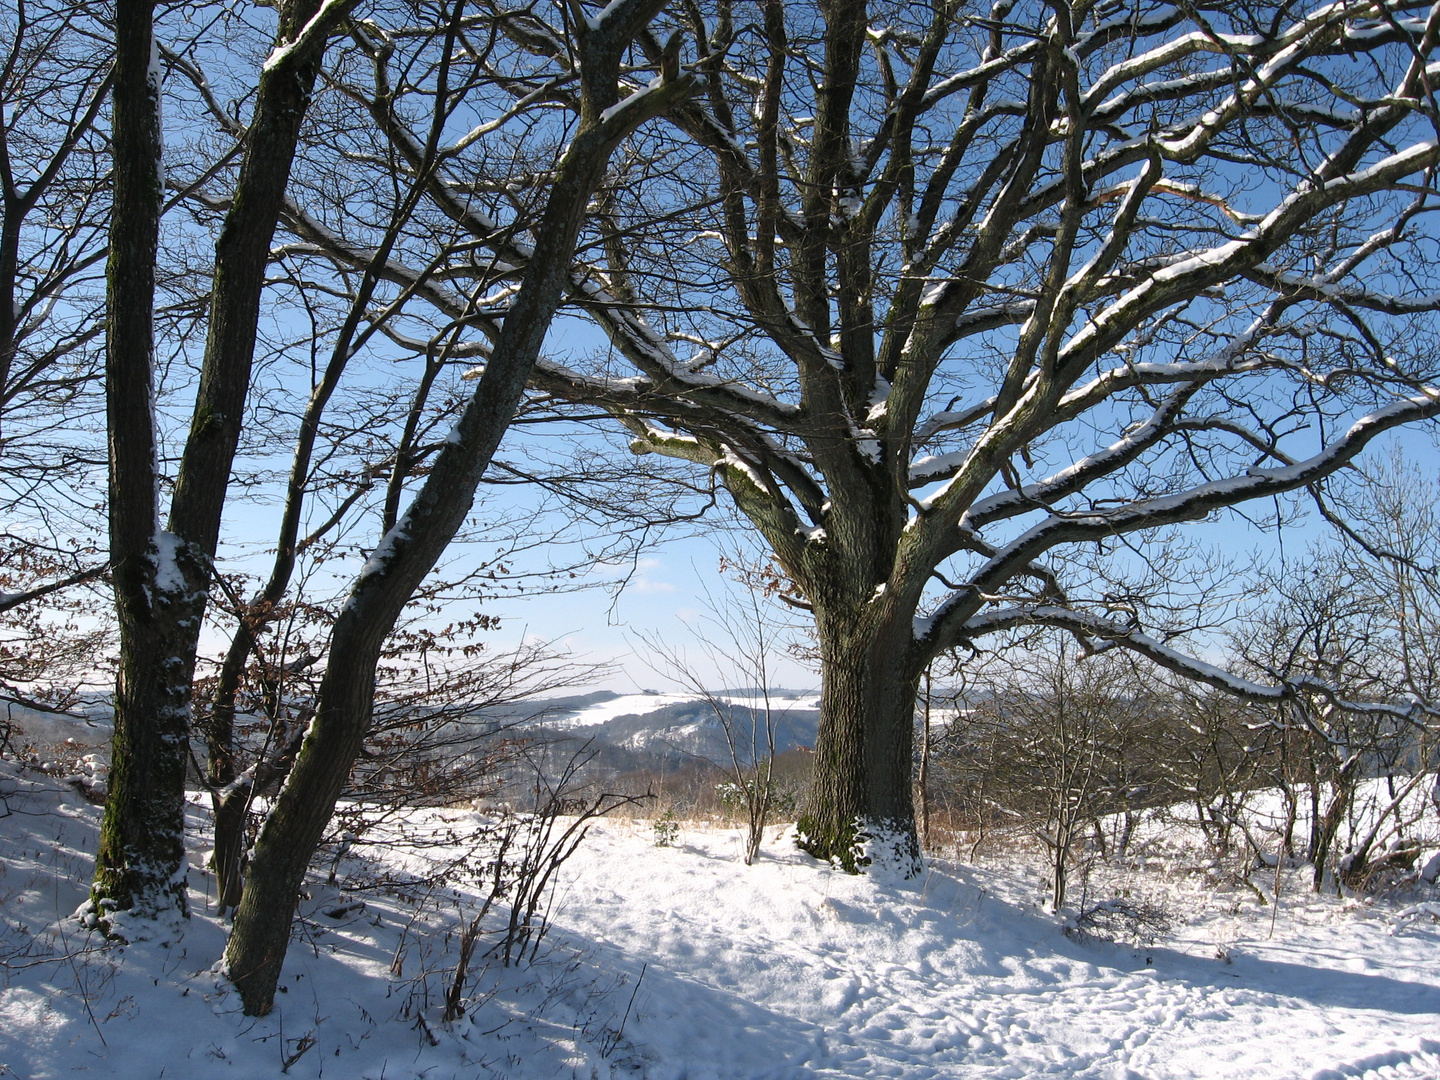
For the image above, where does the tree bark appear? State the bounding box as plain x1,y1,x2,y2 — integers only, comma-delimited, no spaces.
1312,754,1361,892
93,0,187,927
918,666,931,852
169,0,344,555
223,5,693,1014
797,608,921,873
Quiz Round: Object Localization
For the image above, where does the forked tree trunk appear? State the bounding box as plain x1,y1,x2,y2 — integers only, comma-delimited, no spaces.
1312,755,1361,892
93,0,349,929
797,609,922,874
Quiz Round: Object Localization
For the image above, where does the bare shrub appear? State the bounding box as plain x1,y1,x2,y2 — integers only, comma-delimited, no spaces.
636,551,810,864
1066,899,1174,949
939,643,1185,910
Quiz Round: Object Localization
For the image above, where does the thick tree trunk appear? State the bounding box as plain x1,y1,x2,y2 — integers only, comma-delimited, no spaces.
95,558,204,928
797,610,921,874
92,0,192,929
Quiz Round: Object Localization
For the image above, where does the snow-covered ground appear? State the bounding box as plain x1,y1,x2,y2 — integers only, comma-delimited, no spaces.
3,756,1440,1080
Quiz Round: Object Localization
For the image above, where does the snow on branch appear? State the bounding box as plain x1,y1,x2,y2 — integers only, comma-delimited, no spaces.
1055,349,1268,419
1021,390,1431,551
950,384,1197,520
916,388,1440,650
573,280,802,428
913,396,999,442
263,0,358,75
1058,139,1440,372
1244,264,1440,315
276,199,481,319
948,604,1438,726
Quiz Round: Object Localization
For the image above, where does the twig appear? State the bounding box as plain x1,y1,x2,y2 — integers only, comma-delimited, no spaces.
281,1031,316,1073
1268,839,1284,939
602,963,646,1058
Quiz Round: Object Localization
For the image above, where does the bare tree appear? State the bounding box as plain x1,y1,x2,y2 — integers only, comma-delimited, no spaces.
945,643,1169,910
1230,555,1391,889
94,0,359,930
1340,452,1440,710
0,1,112,687
1155,687,1276,863
1229,455,1440,890
0,0,111,523
479,0,1440,870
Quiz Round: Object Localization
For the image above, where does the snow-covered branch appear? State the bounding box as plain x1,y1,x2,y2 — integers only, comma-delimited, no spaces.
947,603,1438,727
921,389,1440,648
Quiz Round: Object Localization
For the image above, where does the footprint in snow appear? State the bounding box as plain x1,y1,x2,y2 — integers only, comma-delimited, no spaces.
1310,1039,1440,1080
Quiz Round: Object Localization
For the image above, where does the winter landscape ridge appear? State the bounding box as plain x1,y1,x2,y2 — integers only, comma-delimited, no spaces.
3,693,1440,1080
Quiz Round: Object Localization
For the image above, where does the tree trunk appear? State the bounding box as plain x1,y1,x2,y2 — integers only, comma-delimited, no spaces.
918,666,931,851
1051,823,1071,912
797,610,921,874
1312,756,1361,892
92,0,191,930
221,624,385,1003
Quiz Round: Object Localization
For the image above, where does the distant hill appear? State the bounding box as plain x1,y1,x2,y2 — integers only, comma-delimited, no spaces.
506,688,821,767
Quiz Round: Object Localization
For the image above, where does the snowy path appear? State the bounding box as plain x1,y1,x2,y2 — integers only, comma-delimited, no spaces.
554,823,1440,1080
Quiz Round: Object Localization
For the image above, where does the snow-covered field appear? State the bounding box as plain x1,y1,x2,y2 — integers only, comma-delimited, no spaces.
533,690,822,732
3,756,1440,1080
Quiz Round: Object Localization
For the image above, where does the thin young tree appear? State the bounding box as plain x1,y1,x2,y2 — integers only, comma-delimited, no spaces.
640,551,803,864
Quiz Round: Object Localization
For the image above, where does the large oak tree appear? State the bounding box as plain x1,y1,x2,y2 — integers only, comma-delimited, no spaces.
299,0,1440,871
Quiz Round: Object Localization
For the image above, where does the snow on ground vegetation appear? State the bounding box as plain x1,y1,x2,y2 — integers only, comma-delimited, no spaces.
2,751,1440,1079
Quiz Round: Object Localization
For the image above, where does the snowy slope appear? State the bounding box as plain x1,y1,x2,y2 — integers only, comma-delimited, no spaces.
516,689,823,766
2,756,1440,1080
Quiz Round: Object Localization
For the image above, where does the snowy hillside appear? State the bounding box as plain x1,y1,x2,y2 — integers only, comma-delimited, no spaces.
503,688,822,765
3,754,1440,1080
